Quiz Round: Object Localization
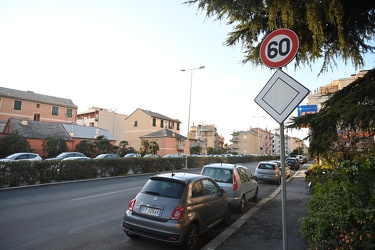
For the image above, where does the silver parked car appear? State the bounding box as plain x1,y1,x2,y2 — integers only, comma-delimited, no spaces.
124,153,141,158
0,152,42,162
45,152,87,161
122,172,231,250
200,163,258,213
255,161,290,185
94,153,118,159
268,160,291,179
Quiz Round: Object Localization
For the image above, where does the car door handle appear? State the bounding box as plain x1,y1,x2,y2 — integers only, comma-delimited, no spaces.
206,202,211,206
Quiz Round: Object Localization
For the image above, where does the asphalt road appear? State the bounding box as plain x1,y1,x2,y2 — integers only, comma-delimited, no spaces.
0,162,284,250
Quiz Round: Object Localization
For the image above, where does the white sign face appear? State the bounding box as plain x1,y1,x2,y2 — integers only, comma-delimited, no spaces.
255,70,310,124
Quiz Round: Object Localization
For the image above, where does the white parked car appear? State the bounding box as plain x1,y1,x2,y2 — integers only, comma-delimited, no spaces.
0,153,42,162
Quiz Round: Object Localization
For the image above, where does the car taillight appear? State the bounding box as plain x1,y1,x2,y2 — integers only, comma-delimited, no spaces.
128,199,136,211
170,206,184,220
233,174,238,191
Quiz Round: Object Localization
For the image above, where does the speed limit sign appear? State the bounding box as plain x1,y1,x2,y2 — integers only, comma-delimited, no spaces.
259,29,299,69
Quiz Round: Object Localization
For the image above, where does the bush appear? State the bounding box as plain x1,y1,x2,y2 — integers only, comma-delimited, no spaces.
300,158,375,249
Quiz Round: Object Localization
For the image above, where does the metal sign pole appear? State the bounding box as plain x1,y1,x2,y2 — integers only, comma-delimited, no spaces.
280,122,287,250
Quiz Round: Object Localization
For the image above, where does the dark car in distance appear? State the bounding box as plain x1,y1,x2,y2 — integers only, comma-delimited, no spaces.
286,157,300,170
122,172,231,250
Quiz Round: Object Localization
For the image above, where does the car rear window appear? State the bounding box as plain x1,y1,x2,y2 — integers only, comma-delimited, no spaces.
141,179,185,199
258,163,277,170
201,167,232,183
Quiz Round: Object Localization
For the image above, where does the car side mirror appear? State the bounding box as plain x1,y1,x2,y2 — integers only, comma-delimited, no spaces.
219,188,226,196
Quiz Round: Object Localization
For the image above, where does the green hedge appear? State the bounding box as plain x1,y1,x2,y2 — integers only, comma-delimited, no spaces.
300,159,375,249
0,155,275,188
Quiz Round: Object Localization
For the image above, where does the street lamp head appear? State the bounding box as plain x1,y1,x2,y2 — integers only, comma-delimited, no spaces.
181,66,205,72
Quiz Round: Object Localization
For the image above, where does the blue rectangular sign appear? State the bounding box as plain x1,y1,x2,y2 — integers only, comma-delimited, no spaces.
297,105,318,117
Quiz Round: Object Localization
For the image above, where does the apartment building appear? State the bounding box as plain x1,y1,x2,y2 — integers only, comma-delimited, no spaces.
271,132,291,156
0,87,77,124
76,107,128,145
229,130,257,155
230,128,274,155
189,124,224,150
124,108,182,153
307,70,368,109
229,128,306,156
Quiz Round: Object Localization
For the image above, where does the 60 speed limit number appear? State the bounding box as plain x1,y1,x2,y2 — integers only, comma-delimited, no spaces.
259,29,299,69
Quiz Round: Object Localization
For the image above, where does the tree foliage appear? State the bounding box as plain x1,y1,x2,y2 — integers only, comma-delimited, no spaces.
117,140,136,156
185,0,375,74
0,131,30,158
75,140,95,157
191,146,202,154
140,139,159,155
288,69,375,162
41,137,69,158
94,135,114,155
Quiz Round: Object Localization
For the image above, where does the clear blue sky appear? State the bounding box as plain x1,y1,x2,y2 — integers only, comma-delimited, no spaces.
1,0,374,144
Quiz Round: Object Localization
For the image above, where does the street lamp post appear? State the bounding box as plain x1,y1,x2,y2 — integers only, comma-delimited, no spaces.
181,66,205,168
253,116,265,155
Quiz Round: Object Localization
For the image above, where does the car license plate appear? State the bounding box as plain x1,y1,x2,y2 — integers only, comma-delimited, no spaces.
140,206,163,217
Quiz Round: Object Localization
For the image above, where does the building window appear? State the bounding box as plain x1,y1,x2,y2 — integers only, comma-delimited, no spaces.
152,118,156,126
134,121,138,127
52,106,59,116
34,113,41,121
177,123,180,130
66,109,73,117
36,103,40,108
160,120,164,128
14,100,22,111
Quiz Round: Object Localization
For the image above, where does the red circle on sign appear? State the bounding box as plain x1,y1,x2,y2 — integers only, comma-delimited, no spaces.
259,29,299,68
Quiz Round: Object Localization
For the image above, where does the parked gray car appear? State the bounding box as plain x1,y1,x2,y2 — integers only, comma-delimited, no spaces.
122,172,231,250
200,163,258,213
254,161,290,185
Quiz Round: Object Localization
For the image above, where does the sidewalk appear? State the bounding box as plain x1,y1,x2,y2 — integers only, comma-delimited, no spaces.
202,164,311,250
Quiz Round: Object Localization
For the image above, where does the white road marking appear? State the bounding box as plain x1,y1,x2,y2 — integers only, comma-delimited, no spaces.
71,187,143,201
